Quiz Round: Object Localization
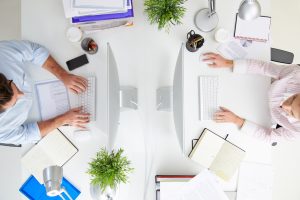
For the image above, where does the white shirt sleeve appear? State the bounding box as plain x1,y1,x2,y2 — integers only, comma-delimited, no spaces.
233,59,299,79
1,40,49,67
240,120,296,143
0,122,41,144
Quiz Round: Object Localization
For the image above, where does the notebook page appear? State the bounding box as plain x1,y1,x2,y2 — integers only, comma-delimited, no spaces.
189,129,224,168
235,16,271,42
210,142,245,181
38,129,78,166
21,146,55,183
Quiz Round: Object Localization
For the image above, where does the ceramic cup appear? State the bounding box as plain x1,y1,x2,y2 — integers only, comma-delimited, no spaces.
66,27,83,43
214,28,230,43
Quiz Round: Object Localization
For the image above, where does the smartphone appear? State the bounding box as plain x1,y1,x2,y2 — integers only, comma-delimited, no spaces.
66,54,89,71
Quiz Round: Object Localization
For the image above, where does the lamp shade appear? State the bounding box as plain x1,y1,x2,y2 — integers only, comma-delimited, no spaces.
43,165,63,197
238,0,261,20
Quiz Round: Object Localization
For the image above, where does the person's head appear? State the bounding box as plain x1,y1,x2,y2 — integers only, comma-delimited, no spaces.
282,93,300,120
0,73,23,112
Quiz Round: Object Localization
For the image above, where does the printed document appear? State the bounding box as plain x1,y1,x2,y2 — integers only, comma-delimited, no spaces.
35,80,70,121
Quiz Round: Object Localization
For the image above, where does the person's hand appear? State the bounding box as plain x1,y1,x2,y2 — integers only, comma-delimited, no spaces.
61,73,88,94
214,107,245,128
202,52,234,68
59,107,90,129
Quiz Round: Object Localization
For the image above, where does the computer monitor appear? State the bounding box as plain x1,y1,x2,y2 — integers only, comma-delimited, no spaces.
99,43,138,151
156,43,185,153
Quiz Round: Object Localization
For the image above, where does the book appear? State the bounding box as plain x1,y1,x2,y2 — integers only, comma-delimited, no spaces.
71,0,133,24
21,129,78,183
73,0,126,9
19,175,81,200
155,175,195,200
234,14,271,42
188,128,245,181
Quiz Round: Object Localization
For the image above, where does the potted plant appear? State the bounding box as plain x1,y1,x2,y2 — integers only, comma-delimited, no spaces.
88,148,133,199
144,0,186,31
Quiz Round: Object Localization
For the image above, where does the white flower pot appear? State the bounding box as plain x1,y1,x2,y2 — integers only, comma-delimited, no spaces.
90,184,117,200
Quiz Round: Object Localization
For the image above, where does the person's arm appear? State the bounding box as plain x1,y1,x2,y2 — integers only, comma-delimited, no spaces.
202,52,299,79
42,56,88,94
38,107,90,137
5,40,87,93
240,120,296,142
214,107,295,143
0,108,90,144
0,123,42,144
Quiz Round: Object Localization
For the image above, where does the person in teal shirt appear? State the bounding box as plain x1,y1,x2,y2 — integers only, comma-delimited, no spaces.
0,40,90,144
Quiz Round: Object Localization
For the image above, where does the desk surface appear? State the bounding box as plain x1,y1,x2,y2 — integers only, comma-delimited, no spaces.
21,0,271,199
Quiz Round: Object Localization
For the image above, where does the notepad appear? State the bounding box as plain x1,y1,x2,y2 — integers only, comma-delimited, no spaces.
189,129,245,181
21,129,78,183
234,14,271,42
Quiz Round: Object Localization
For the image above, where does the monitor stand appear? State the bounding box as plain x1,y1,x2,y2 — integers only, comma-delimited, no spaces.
156,86,172,111
120,86,138,110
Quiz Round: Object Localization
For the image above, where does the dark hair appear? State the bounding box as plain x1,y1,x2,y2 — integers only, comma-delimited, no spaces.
0,73,14,111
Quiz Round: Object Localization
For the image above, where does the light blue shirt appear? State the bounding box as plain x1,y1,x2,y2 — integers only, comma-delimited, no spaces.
0,40,49,144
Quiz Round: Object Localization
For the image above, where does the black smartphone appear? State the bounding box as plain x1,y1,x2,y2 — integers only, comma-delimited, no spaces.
66,54,89,71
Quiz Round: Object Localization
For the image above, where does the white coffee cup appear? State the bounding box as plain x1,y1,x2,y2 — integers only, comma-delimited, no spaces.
66,27,83,42
215,28,230,43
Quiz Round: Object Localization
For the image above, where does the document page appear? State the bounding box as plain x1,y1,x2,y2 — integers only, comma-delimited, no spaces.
35,80,70,121
160,169,229,200
237,162,273,200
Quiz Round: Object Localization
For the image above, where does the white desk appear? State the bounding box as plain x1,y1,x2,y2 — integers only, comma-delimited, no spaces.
20,0,271,199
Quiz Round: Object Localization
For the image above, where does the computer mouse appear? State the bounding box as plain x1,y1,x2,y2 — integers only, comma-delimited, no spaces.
73,129,91,141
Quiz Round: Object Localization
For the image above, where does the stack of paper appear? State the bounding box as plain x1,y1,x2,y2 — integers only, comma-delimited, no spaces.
62,0,134,25
237,162,273,200
160,169,229,200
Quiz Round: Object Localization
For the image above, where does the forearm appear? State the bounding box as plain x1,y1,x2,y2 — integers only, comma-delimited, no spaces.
37,115,65,137
42,55,69,80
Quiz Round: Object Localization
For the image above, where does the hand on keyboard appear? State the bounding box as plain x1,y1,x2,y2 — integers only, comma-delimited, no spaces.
60,107,90,129
213,107,245,128
61,73,88,94
202,52,233,68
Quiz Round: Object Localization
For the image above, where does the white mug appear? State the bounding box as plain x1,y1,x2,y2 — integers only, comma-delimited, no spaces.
214,28,229,43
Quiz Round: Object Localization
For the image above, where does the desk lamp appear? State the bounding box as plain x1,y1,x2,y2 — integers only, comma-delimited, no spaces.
43,166,73,200
194,0,218,32
238,0,261,20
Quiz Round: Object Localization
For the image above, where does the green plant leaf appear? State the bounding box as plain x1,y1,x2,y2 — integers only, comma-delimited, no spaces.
87,148,134,191
144,0,186,31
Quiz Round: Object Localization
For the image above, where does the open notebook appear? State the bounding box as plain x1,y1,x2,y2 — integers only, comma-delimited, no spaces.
21,129,78,183
189,128,245,181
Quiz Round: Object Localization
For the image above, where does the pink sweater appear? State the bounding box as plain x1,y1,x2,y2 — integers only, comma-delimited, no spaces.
233,60,300,142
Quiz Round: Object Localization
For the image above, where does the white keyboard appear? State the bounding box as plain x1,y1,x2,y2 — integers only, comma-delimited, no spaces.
76,76,96,121
198,76,218,120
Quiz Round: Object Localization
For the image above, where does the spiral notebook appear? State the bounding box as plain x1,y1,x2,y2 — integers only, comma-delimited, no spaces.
234,14,271,42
